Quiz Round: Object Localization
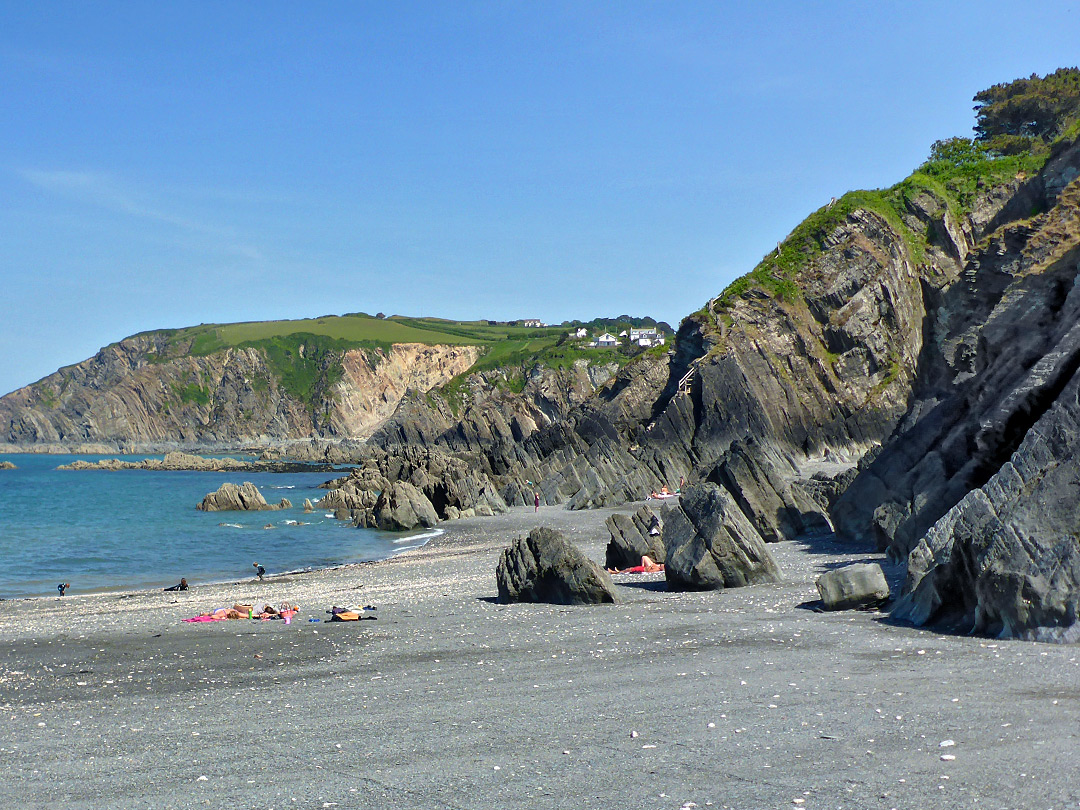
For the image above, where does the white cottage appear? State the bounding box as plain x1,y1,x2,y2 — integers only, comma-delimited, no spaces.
595,332,619,348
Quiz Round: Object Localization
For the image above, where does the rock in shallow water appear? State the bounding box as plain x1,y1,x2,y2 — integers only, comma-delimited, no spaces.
196,482,290,512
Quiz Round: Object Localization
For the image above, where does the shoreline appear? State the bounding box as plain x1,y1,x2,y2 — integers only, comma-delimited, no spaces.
0,524,446,603
3,503,1080,809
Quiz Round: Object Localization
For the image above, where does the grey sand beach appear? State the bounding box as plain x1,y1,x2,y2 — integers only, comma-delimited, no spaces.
1,503,1078,809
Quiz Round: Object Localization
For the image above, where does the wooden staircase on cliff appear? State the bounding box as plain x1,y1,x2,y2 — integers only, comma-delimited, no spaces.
677,362,698,397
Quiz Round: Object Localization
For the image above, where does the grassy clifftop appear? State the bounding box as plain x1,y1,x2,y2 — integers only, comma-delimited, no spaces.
123,313,667,410
707,68,1080,316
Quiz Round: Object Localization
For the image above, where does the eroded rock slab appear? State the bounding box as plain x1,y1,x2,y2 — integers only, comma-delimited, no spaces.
497,527,617,605
662,483,781,592
370,480,439,532
604,505,665,570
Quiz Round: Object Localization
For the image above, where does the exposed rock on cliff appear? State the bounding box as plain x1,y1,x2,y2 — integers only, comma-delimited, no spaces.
890,362,1080,640
833,141,1080,566
197,482,291,512
0,340,480,449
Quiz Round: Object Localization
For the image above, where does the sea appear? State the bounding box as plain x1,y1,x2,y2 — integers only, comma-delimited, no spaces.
0,453,439,599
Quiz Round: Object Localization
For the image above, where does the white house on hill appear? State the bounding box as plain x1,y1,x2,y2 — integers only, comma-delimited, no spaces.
594,332,619,348
569,327,588,339
630,327,665,347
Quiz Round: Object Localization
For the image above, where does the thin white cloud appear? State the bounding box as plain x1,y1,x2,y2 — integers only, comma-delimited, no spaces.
15,168,264,261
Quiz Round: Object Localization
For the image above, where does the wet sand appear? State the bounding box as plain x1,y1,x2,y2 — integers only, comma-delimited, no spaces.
1,503,1078,810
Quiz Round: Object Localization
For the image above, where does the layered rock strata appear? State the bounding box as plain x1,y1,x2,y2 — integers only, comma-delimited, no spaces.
496,527,618,605
662,483,782,592
0,341,480,449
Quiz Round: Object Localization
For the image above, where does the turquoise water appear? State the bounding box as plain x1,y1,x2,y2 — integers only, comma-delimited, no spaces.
0,454,435,598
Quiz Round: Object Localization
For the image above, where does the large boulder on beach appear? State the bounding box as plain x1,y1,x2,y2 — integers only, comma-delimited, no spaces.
662,482,781,591
497,527,618,605
372,480,439,531
197,482,291,512
816,563,890,610
604,506,665,570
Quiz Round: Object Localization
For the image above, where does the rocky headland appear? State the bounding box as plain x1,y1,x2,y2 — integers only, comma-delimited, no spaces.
56,450,341,473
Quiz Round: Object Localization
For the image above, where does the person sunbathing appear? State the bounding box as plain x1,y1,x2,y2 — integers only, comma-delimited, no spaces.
607,555,664,574
202,603,254,620
164,578,188,591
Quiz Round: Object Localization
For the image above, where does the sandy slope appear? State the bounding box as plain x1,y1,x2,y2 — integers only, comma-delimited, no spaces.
1,503,1078,810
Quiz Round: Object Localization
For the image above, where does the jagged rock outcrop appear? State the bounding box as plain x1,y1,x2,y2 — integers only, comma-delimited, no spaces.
496,527,617,605
604,506,665,570
319,445,507,527
706,437,831,542
0,461,15,470
891,373,1080,639
197,482,291,512
364,480,439,532
833,141,1080,562
662,483,782,592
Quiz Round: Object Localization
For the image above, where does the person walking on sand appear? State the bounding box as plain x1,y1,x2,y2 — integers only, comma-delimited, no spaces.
253,562,266,581
57,582,69,596
534,491,540,512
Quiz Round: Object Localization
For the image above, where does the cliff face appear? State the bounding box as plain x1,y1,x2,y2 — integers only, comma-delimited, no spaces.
380,169,1015,525
833,140,1080,558
829,141,1080,637
0,337,481,449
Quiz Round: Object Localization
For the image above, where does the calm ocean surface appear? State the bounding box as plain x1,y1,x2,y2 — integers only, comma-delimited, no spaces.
0,454,436,599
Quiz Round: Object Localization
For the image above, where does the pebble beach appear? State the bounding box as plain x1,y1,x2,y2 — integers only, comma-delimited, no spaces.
2,502,1079,810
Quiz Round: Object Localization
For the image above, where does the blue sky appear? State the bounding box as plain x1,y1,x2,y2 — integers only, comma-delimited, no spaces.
2,1,1079,395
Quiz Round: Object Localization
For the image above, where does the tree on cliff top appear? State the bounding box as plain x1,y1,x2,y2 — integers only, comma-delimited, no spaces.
974,67,1080,153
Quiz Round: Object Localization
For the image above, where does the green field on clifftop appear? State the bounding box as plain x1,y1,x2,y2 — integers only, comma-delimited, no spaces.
149,314,568,355
131,314,646,408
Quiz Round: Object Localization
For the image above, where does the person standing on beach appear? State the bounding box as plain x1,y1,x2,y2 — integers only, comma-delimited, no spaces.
534,491,540,512
57,582,69,596
253,562,266,580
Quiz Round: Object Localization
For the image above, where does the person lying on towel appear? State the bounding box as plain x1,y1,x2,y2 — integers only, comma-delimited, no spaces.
607,555,664,574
